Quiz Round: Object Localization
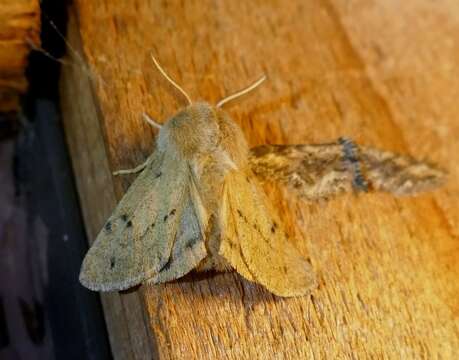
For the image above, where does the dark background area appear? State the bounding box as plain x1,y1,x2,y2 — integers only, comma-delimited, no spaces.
0,1,111,359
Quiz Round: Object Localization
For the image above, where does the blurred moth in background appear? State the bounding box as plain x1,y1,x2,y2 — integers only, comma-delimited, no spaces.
79,56,445,297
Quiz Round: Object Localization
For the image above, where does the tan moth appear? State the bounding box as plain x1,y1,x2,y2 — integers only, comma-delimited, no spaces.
79,56,445,297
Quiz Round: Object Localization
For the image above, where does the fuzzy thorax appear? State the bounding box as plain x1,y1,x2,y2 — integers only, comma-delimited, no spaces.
155,102,252,272
156,102,249,167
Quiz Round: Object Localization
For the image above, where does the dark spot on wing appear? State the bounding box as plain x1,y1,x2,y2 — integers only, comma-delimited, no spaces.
353,169,369,192
155,172,162,178
283,266,288,274
105,221,112,232
271,225,276,233
151,222,156,228
293,182,302,189
126,220,133,227
121,214,128,222
110,257,116,269
236,209,249,223
163,209,176,222
185,236,199,249
226,237,237,249
159,258,172,272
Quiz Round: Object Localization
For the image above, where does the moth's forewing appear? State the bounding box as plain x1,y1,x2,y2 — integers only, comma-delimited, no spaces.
79,152,191,291
221,169,316,297
249,143,445,199
148,178,208,284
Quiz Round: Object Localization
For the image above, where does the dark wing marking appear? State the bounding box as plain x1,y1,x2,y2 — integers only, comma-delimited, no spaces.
249,142,445,199
79,152,190,291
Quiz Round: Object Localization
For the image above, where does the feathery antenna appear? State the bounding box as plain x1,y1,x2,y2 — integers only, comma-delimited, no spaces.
150,53,192,105
216,75,267,108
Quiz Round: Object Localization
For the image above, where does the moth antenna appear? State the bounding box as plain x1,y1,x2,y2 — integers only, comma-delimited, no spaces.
42,16,108,86
150,53,192,105
26,29,106,87
216,75,267,108
45,15,87,67
27,38,75,67
142,113,162,129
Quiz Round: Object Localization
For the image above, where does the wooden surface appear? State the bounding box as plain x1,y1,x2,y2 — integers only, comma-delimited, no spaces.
60,1,459,359
0,0,40,112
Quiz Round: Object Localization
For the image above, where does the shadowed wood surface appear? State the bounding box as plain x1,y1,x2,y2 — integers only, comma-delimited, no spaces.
0,0,40,112
60,1,459,359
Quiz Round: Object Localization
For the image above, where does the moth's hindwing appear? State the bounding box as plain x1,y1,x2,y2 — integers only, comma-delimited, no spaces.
79,152,190,291
220,169,316,297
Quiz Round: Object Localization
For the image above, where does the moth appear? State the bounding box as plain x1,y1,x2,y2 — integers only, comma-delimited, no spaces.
79,56,445,297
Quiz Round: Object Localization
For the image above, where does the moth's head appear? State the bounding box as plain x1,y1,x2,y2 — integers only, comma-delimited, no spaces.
150,54,266,160
157,102,220,157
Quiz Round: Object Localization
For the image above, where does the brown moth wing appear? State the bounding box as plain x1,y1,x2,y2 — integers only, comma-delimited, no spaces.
148,179,208,284
360,145,446,195
221,169,316,297
249,143,445,199
79,152,190,291
219,190,255,282
249,144,352,200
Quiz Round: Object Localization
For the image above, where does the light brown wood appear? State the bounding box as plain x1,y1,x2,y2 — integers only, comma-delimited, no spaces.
0,0,40,112
60,1,459,359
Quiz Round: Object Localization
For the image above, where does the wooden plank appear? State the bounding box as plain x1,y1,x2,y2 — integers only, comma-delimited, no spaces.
60,11,156,360
0,0,40,112
60,0,459,358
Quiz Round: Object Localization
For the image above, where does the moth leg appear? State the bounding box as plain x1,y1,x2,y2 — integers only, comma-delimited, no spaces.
112,113,160,176
338,137,369,192
113,158,150,176
142,113,162,129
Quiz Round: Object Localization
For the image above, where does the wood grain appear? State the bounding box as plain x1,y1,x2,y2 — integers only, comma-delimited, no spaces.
0,0,40,112
60,1,459,358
